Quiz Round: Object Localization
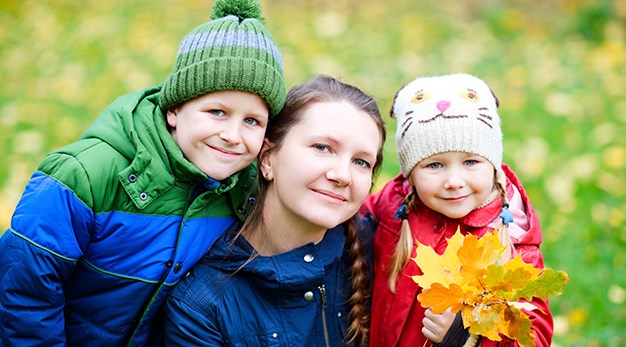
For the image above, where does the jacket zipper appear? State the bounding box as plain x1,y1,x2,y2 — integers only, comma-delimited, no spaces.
318,285,331,347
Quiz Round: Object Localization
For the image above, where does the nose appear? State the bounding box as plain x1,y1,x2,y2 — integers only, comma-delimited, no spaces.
219,123,242,145
437,100,450,113
326,160,352,187
443,168,465,190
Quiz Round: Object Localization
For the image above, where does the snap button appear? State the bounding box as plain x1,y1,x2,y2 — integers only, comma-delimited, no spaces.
247,196,256,206
337,312,342,317
271,333,278,339
139,192,148,201
303,254,314,263
165,260,173,268
303,291,314,301
128,174,137,183
173,262,182,274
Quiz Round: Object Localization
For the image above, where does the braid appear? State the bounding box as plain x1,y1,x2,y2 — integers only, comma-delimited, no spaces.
388,191,417,293
494,173,515,261
344,217,371,346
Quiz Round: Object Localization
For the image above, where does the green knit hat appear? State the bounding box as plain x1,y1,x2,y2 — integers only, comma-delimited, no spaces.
158,0,286,117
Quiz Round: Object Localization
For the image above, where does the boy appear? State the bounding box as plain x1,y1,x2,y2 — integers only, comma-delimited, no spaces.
0,0,285,345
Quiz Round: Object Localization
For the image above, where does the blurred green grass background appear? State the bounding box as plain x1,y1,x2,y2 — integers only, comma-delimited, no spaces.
1,0,624,345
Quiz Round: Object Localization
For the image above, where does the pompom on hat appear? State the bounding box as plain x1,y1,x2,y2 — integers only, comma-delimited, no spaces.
391,73,506,192
158,0,286,117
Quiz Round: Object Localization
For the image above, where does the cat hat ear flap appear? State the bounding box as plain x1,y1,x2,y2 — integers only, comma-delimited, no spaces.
391,73,506,195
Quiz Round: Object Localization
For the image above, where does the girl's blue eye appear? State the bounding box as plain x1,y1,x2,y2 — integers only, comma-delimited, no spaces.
427,162,442,169
465,159,478,165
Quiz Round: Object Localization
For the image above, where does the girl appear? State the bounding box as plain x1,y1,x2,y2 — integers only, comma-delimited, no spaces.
362,73,553,347
164,75,387,346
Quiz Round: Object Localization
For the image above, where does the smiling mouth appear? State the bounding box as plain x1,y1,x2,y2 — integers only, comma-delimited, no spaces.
313,189,347,203
443,195,468,202
209,145,241,156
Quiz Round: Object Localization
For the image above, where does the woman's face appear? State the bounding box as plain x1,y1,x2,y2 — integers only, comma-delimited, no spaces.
262,101,382,232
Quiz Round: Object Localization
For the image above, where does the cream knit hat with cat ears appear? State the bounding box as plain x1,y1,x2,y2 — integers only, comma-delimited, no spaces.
392,73,506,193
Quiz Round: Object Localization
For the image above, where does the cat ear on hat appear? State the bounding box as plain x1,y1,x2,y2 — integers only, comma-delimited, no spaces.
389,82,410,119
489,87,500,108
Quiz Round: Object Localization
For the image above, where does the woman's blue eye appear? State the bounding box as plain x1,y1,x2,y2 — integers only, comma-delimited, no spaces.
354,159,372,169
313,144,330,152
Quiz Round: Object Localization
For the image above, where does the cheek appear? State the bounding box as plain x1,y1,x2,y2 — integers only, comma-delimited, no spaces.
246,131,267,155
353,173,374,203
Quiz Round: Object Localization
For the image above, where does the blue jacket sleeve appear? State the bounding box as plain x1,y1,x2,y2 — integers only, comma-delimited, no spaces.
163,294,224,346
0,166,93,346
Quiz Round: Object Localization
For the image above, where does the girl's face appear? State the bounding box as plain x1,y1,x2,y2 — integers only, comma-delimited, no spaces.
167,90,269,180
262,101,382,233
409,151,495,219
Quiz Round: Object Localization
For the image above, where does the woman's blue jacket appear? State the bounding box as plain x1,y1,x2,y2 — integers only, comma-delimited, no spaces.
164,223,371,346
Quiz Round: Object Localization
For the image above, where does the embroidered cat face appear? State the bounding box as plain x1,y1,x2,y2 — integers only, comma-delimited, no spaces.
391,73,503,179
393,74,499,140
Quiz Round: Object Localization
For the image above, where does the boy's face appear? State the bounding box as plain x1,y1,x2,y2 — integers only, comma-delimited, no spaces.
167,90,269,180
408,151,495,219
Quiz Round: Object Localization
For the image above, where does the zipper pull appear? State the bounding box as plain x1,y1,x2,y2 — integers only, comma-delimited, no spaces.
318,285,327,308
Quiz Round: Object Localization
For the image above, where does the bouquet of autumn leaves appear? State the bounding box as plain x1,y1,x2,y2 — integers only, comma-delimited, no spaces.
411,229,568,347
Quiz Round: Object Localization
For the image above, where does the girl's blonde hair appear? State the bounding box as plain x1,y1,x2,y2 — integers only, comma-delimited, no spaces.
387,168,514,293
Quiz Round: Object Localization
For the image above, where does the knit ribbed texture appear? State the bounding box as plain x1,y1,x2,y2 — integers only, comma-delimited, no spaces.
158,0,285,117
392,73,505,190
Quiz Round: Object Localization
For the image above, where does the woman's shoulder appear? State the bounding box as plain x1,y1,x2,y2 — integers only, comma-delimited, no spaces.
168,260,234,312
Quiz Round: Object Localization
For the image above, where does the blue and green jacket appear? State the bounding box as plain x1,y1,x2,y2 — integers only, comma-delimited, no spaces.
0,86,257,346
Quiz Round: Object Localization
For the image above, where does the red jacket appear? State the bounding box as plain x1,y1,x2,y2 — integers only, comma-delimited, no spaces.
361,164,553,347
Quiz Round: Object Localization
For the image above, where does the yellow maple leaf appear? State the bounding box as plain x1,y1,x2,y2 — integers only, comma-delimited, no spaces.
411,231,464,289
411,229,568,347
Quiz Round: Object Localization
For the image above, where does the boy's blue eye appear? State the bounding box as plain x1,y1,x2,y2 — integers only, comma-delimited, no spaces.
208,109,225,116
244,117,258,126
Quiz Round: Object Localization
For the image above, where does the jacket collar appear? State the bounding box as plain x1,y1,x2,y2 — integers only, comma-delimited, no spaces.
206,224,346,293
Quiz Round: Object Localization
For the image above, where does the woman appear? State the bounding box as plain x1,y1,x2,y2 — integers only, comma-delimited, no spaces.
163,75,387,346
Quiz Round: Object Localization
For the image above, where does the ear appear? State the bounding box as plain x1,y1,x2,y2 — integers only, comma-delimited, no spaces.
259,139,275,180
166,108,178,128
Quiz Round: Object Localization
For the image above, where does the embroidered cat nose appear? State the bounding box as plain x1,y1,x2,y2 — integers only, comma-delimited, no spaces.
437,100,450,113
